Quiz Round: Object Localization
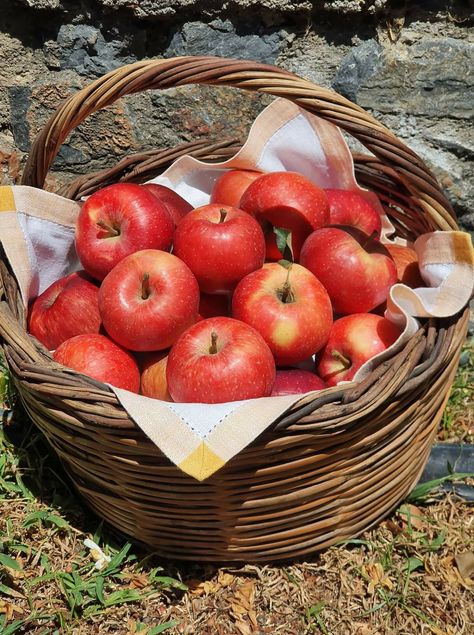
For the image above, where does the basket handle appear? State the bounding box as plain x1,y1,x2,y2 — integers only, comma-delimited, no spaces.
22,55,457,231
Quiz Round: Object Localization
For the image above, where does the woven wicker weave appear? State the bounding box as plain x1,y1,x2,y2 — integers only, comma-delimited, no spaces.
0,56,468,562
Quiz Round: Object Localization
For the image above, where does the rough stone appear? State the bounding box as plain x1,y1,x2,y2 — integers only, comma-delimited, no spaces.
0,32,48,87
56,24,138,77
336,38,474,120
166,20,283,63
126,85,271,151
17,0,62,9
0,132,21,185
331,29,474,231
332,39,384,102
19,0,62,11
8,87,32,153
0,89,11,132
98,0,313,20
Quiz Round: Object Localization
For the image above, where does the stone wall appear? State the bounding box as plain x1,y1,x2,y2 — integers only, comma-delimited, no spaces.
1,0,473,234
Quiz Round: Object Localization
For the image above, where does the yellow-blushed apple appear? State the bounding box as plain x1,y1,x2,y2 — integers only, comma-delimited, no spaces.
317,313,401,386
232,261,333,366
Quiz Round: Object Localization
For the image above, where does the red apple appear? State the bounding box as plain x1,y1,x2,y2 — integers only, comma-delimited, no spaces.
167,317,276,403
325,189,382,237
317,313,402,386
142,183,193,227
300,226,397,315
385,244,424,288
232,262,333,365
173,204,265,294
140,351,172,401
76,183,174,280
199,292,230,318
99,249,200,351
53,334,140,392
28,271,101,350
210,169,263,208
271,369,326,396
239,171,330,261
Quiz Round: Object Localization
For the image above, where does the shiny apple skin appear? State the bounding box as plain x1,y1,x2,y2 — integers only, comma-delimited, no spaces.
140,351,172,401
325,189,382,237
210,169,263,207
28,271,101,350
232,262,333,366
142,183,193,227
173,204,266,294
53,334,140,392
166,317,276,403
385,244,424,288
98,249,200,352
76,183,174,281
239,171,330,261
271,369,326,396
300,226,398,315
317,313,402,386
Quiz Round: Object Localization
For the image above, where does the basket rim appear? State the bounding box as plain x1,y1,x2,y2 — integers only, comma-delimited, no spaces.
20,54,458,232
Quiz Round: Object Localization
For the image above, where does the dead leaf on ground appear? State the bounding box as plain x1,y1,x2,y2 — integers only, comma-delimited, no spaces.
234,620,252,635
230,579,257,631
352,624,383,635
454,551,474,580
397,504,426,531
0,600,25,621
121,571,150,589
217,570,235,587
429,626,452,635
381,518,403,535
187,578,220,596
361,563,394,594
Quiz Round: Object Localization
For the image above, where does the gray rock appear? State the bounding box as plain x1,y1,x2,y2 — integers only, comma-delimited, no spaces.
332,39,384,102
166,20,283,64
334,37,473,120
56,143,89,167
7,86,31,152
56,24,136,77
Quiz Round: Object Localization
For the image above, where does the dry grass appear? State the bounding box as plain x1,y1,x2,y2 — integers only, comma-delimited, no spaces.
0,339,473,635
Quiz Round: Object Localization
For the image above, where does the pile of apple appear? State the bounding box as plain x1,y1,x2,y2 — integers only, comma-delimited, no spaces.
28,169,424,404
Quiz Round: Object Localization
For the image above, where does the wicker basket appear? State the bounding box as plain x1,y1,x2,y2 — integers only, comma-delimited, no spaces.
0,56,469,562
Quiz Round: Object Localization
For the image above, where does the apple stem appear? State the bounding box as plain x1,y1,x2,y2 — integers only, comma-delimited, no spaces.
280,281,295,304
219,209,228,223
279,264,295,303
97,219,120,237
331,349,351,369
141,273,151,300
362,230,379,248
209,331,218,354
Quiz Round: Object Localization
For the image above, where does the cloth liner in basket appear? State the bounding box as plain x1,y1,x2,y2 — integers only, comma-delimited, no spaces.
0,99,472,482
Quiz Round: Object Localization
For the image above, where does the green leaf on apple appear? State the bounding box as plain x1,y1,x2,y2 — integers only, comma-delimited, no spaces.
274,227,294,262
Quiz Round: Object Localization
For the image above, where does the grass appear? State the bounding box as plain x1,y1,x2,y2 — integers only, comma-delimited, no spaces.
0,340,473,634
440,337,473,443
